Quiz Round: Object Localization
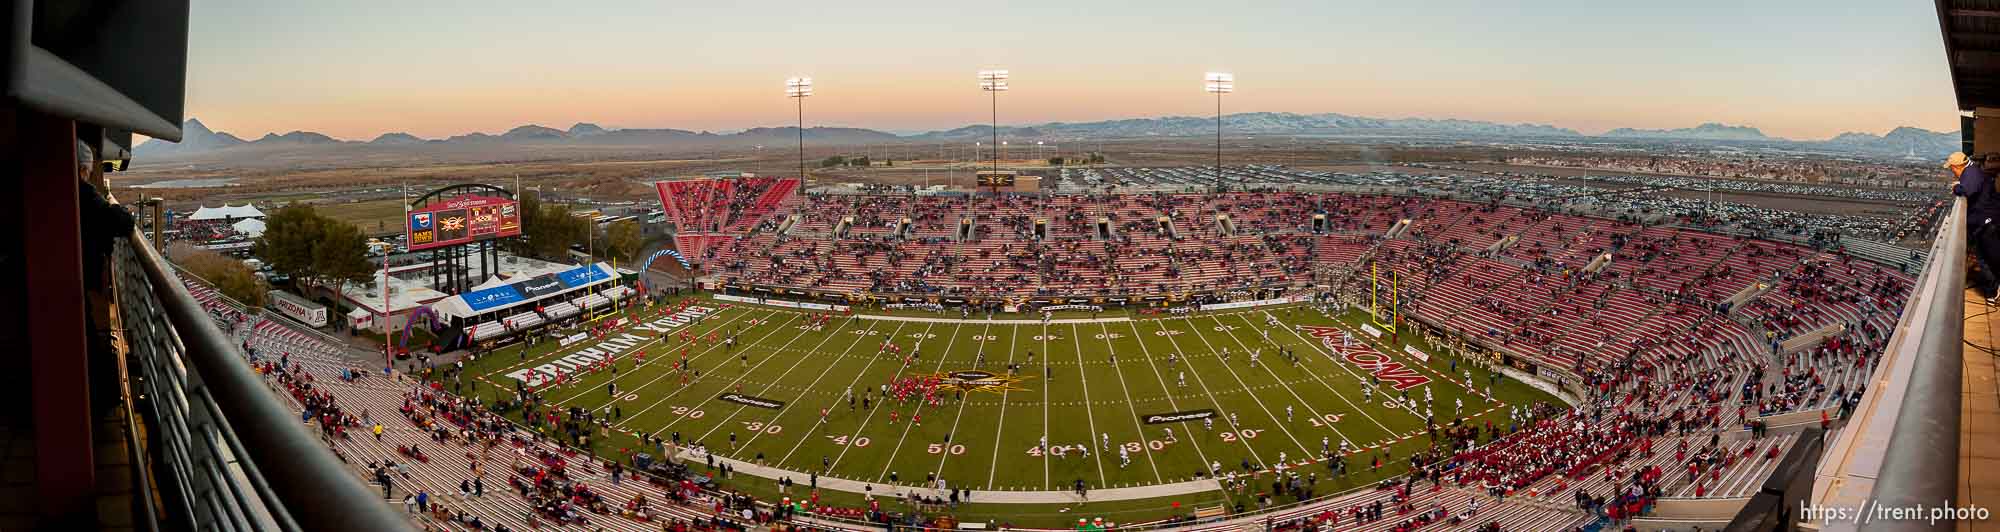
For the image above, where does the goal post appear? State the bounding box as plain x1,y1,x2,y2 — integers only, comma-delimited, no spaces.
1369,263,1400,331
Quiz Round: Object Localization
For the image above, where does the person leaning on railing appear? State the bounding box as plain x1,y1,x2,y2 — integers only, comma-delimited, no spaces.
1950,151,2000,305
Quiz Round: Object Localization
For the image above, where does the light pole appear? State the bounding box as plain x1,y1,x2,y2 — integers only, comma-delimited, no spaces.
786,76,813,181
979,69,1009,176
1205,72,1234,192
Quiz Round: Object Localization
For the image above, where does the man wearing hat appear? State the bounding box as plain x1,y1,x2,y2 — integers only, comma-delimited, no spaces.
1951,151,2000,303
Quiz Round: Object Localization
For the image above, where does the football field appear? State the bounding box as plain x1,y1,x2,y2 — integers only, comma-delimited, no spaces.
453,296,1558,525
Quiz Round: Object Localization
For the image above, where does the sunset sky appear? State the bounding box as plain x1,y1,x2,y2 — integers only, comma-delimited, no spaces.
186,0,1956,141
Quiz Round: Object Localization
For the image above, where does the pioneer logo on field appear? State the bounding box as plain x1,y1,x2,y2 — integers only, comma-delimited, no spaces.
718,393,785,410
1142,408,1218,425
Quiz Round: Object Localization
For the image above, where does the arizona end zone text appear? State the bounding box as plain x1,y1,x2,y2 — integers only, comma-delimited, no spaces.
502,306,713,383
1800,500,1990,525
1298,325,1430,390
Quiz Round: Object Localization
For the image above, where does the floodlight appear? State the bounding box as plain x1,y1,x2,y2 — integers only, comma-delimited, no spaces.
1205,72,1235,94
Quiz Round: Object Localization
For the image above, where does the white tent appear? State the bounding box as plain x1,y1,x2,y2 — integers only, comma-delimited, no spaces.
188,204,267,221
468,276,512,291
226,204,267,219
232,218,266,237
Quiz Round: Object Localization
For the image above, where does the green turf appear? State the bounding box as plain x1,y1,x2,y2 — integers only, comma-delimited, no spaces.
444,295,1560,527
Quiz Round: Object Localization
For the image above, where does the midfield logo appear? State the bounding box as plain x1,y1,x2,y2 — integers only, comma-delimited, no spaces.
927,370,1031,394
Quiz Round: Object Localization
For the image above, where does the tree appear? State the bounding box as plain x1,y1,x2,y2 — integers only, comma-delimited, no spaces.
1048,156,1064,167
605,219,643,264
255,204,325,289
313,221,375,287
167,242,268,307
820,156,847,168
516,191,588,261
253,203,373,295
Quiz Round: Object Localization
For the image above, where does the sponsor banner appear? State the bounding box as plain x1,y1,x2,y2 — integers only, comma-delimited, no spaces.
268,290,328,328
1168,306,1194,315
718,393,784,410
885,303,946,311
557,263,613,288
1197,294,1313,312
1403,345,1431,363
198,241,254,252
713,293,850,312
1360,323,1384,338
557,332,589,347
1042,304,1102,312
512,274,566,299
1142,408,1218,425
463,284,527,313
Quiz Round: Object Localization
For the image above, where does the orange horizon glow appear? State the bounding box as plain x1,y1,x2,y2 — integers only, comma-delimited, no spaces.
181,0,1958,143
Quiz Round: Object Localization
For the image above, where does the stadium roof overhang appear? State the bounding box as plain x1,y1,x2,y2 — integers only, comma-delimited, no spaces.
1940,0,2000,110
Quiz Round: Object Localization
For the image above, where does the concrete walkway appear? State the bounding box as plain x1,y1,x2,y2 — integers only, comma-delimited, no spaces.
1960,288,2000,532
672,448,1222,504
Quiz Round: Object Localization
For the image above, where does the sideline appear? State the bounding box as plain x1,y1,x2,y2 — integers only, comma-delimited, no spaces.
675,448,1222,503
854,313,1132,325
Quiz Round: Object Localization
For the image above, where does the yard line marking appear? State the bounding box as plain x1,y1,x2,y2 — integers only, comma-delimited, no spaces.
614,311,801,430
723,311,880,455
1175,316,1315,457
1203,313,1366,451
985,323,1022,490
1067,323,1109,487
669,312,845,441
824,322,931,474
1042,321,1052,489
1094,321,1163,483
928,321,987,487
1145,319,1267,469
1241,312,1412,431
1121,320,1215,477
770,319,904,467
1264,310,1476,422
873,322,963,482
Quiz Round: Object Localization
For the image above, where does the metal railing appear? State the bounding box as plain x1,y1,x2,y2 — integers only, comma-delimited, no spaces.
1806,197,1965,532
113,227,413,532
1860,196,1965,531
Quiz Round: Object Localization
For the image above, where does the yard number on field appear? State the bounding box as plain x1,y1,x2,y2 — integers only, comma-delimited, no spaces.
927,443,967,455
1218,429,1261,442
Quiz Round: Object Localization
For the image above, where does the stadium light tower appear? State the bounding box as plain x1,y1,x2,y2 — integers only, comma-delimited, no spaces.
1205,72,1234,191
979,69,1009,176
787,76,813,181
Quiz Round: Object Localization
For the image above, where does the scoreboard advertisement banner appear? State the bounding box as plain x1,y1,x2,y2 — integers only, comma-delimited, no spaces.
407,195,521,251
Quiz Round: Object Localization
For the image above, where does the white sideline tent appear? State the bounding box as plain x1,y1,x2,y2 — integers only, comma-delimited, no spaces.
188,204,267,221
231,218,266,237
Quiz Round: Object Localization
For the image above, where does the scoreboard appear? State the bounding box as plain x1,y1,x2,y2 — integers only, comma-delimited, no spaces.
976,172,1017,187
407,195,522,251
